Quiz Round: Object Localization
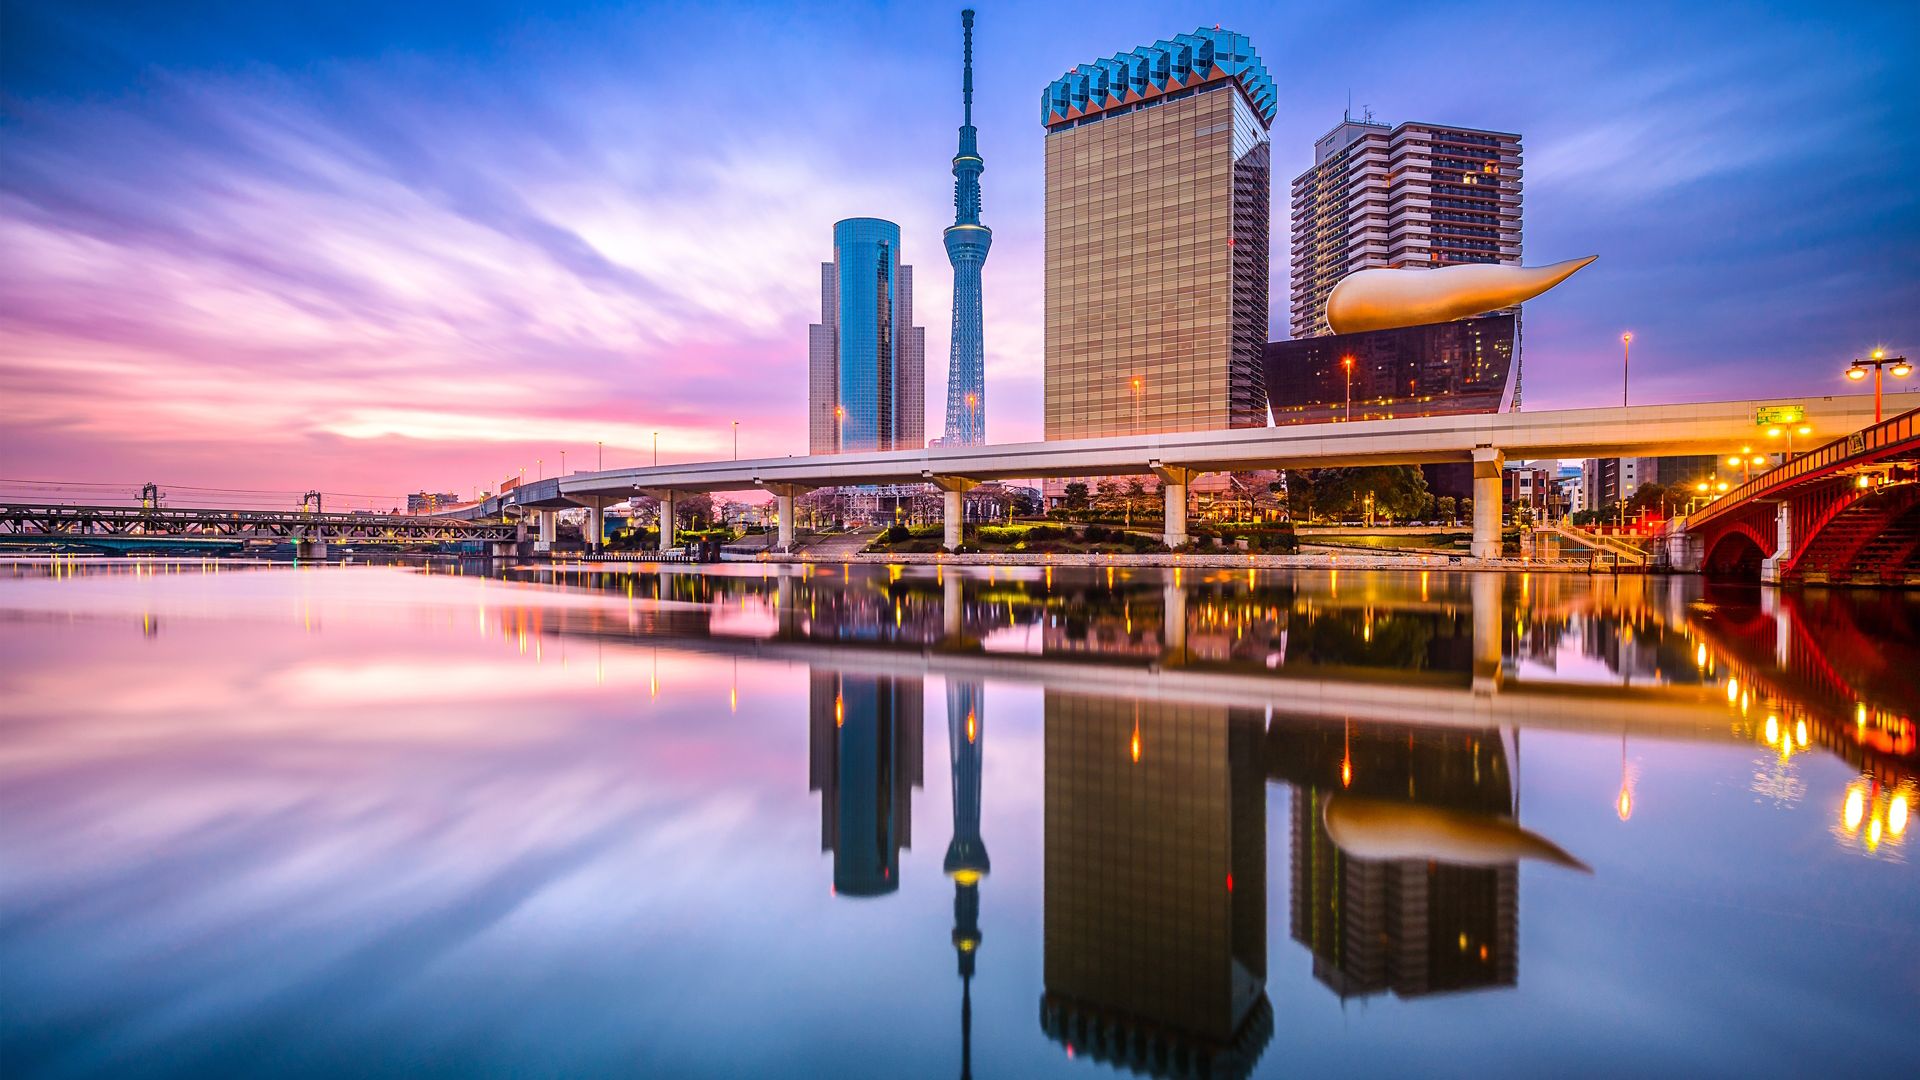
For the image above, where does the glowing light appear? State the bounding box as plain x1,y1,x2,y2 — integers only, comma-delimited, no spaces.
1794,719,1808,748
835,694,844,727
1341,757,1352,786
1696,643,1708,667
966,710,977,743
1130,723,1141,763
1844,786,1866,830
1726,678,1739,704
1890,795,1909,836
1617,785,1633,821
1764,714,1780,745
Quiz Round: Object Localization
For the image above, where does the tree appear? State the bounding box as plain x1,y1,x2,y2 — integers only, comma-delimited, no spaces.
674,492,716,528
1095,478,1123,514
1063,482,1090,514
1285,466,1428,523
1436,496,1457,524
1627,483,1671,519
1125,478,1147,526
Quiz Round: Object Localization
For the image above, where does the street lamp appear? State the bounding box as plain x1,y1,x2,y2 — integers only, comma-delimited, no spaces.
966,392,979,443
1767,424,1813,459
1129,377,1143,433
732,421,739,461
1342,355,1355,421
1621,332,1632,407
597,440,603,472
652,431,659,467
1846,348,1911,424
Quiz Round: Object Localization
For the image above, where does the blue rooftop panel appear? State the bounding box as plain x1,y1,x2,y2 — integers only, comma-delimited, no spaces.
1041,27,1275,129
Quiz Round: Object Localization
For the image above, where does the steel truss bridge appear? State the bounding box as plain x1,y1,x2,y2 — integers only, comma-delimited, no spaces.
0,502,518,550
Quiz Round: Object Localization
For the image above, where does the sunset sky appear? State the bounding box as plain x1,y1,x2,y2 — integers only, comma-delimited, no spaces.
3,1,1916,504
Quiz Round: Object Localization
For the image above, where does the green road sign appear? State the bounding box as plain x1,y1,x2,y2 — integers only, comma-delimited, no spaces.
1755,404,1805,426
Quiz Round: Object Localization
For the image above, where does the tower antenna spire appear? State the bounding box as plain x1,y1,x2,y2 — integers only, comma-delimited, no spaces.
962,9,975,127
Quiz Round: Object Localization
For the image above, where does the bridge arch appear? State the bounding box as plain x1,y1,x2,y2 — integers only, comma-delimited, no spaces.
1704,531,1766,581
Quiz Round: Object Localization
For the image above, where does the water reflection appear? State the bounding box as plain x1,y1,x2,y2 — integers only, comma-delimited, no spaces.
810,672,924,896
3,560,1917,1075
1038,694,1272,1076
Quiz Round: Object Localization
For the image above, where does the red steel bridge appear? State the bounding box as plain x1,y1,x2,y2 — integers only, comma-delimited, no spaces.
1672,407,1920,585
0,502,518,555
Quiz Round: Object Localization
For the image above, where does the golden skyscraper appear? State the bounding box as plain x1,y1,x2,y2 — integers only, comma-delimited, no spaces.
1041,30,1275,444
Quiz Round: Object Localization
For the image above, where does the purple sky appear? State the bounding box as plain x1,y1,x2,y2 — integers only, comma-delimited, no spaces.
3,1,1916,502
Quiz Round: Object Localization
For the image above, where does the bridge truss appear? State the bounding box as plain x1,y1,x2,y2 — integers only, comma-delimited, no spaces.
0,503,518,546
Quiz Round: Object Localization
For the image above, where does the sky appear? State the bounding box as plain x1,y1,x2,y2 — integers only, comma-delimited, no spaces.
2,0,1917,503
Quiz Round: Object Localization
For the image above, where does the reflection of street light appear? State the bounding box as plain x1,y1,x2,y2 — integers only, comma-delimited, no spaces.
1846,348,1911,424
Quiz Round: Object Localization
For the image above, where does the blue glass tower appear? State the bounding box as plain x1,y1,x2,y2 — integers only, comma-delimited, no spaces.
810,218,926,453
942,10,991,447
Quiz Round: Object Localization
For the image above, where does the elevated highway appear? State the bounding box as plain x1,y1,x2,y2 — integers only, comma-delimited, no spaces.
459,394,1880,558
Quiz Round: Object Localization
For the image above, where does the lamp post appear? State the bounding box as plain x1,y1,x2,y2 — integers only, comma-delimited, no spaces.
1767,423,1813,459
597,440,603,472
560,450,567,476
1846,349,1911,424
966,392,979,443
1129,377,1143,434
1620,332,1632,408
652,431,659,467
732,421,739,461
1342,355,1355,421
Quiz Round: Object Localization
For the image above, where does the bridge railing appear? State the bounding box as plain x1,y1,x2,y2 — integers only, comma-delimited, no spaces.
1685,407,1919,529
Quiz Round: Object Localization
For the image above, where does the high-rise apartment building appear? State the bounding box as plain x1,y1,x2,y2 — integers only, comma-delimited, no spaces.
1041,29,1275,441
942,10,991,447
809,218,927,454
809,670,924,896
1289,117,1523,339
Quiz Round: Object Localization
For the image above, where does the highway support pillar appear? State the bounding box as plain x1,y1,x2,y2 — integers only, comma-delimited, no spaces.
761,483,811,553
536,509,557,553
653,490,676,552
1153,464,1201,549
578,496,607,553
1760,502,1792,584
928,475,981,553
1471,448,1505,560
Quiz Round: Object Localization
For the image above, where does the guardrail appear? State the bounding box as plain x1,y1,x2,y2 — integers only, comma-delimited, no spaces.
1686,407,1920,530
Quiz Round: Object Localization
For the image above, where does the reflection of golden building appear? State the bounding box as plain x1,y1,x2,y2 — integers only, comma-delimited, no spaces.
1040,693,1270,1076
809,671,923,896
1269,718,1518,999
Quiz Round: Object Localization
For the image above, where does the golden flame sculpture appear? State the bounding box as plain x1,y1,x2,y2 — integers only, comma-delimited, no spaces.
1326,255,1598,335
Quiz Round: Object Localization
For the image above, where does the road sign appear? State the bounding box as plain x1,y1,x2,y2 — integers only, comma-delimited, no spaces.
1755,404,1805,426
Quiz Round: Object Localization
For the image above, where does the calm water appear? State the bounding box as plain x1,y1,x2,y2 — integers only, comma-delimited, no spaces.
2,559,1917,1079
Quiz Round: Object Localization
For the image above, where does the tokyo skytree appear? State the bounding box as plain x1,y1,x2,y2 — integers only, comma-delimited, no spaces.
942,9,990,446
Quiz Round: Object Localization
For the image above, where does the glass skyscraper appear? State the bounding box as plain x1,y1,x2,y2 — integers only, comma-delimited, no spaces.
809,218,927,454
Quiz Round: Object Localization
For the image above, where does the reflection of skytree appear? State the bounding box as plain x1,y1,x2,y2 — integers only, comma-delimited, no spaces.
945,680,987,1080
809,670,924,896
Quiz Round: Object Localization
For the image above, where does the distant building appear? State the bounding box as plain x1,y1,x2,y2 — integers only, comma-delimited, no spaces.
809,218,927,454
1041,28,1275,443
406,491,460,514
1503,462,1555,512
1560,474,1587,515
1289,116,1523,339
